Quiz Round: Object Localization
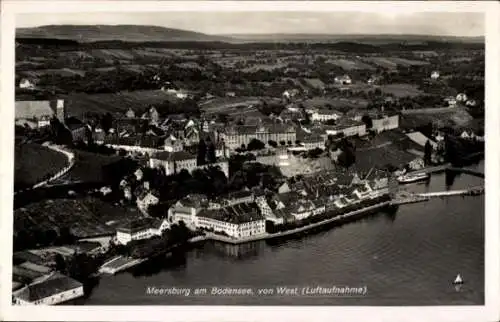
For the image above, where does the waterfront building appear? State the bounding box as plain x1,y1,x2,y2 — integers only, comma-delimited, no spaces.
115,218,170,245
168,194,209,229
209,190,255,209
12,272,84,305
196,202,266,239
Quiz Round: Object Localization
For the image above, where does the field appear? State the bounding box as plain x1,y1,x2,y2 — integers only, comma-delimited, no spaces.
304,78,326,89
200,97,264,114
19,68,86,78
400,108,474,129
14,197,144,239
302,97,370,111
361,56,429,69
326,58,376,70
15,143,69,190
379,83,425,98
57,150,124,183
65,90,177,117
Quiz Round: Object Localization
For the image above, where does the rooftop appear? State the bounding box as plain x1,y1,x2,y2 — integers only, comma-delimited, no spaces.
197,202,264,224
152,150,196,162
13,272,82,303
15,100,57,120
116,217,162,233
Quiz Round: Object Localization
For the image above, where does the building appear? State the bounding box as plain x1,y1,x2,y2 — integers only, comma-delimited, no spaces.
367,75,381,85
300,135,325,150
456,93,468,102
254,194,279,223
136,191,160,215
325,120,366,137
288,199,318,221
149,151,197,175
12,272,84,305
466,99,478,107
219,124,297,149
164,135,183,152
115,218,170,245
282,89,300,100
334,75,352,85
444,96,457,107
210,190,255,208
19,78,36,90
168,194,209,228
196,202,266,239
308,108,343,122
371,114,399,133
125,108,136,118
15,99,66,128
104,135,165,155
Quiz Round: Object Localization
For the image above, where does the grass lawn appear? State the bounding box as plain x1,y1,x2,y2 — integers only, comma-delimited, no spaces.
400,108,474,130
379,83,425,98
15,143,69,190
326,58,376,70
58,150,124,183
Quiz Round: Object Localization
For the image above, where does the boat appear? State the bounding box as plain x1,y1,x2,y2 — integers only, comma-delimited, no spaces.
397,173,430,184
453,274,464,285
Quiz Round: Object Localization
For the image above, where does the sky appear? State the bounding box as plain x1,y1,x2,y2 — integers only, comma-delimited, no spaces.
16,12,484,37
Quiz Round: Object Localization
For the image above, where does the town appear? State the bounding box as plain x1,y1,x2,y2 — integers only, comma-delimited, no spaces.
12,25,484,305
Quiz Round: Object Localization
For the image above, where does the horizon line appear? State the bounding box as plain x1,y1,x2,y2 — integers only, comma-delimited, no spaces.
16,24,485,39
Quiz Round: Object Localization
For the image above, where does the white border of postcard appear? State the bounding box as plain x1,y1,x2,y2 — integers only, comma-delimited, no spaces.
1,1,499,322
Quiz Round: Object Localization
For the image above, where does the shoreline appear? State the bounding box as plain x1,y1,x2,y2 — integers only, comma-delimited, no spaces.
204,200,392,245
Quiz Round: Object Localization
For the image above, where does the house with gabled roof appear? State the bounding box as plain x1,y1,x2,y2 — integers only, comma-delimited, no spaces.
12,272,84,305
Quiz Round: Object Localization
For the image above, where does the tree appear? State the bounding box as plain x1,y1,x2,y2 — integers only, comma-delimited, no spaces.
279,140,286,146
54,254,67,273
268,140,278,148
206,141,217,163
197,139,207,166
100,112,114,134
247,139,266,151
361,114,373,129
424,140,433,166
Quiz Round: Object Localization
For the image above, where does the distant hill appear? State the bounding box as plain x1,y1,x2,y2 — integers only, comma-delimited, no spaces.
223,33,485,44
16,24,233,42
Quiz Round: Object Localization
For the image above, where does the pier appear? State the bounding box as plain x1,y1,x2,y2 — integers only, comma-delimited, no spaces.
416,185,484,198
99,256,147,275
446,167,485,179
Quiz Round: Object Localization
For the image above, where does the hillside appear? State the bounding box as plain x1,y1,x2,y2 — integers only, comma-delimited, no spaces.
15,143,69,191
223,34,485,44
16,24,233,43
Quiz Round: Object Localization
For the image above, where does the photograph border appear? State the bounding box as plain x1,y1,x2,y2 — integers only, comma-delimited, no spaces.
1,1,499,321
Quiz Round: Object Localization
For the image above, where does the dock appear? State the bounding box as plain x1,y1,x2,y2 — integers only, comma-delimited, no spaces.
99,256,147,275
